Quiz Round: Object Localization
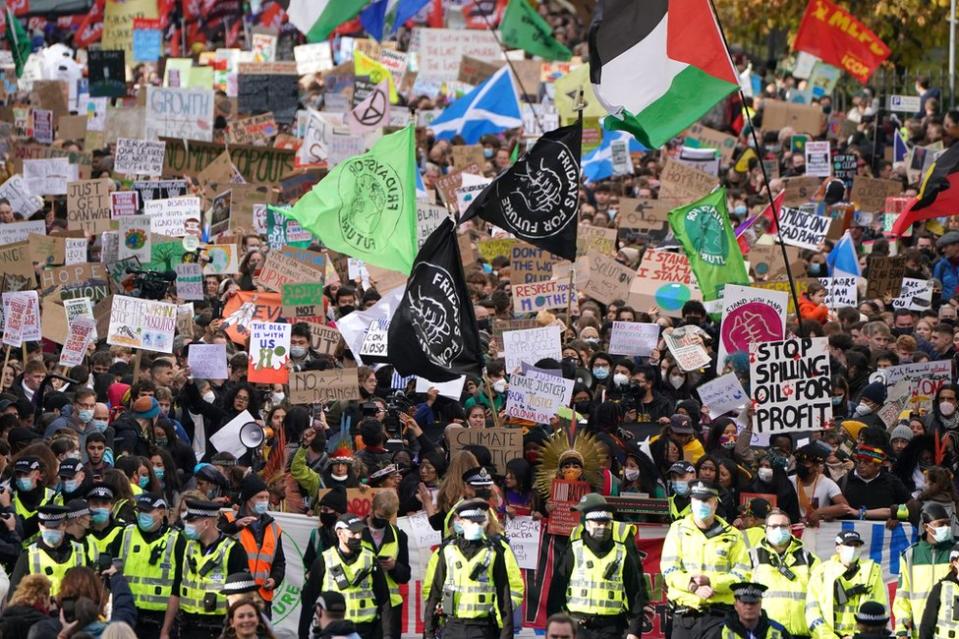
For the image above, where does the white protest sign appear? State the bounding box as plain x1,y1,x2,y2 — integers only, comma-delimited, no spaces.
818,276,858,309
114,137,166,176
64,238,87,264
871,359,952,414
174,262,204,300
294,42,333,75
2,291,40,346
417,202,447,248
0,175,43,215
144,196,202,237
396,511,442,576
359,318,389,358
107,295,177,353
188,343,229,379
502,325,561,374
505,371,574,423
504,516,541,570
144,86,215,142
892,278,933,311
750,337,832,434
118,216,152,262
0,219,46,244
664,325,711,371
415,375,467,400
23,157,77,196
778,207,831,250
718,284,787,375
455,173,491,214
608,322,660,357
511,279,576,314
59,317,97,368
696,373,748,417
805,140,832,177
63,297,95,330
411,28,502,82
210,410,256,457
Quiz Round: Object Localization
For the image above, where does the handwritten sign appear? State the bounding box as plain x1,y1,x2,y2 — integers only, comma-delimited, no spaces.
107,295,177,353
659,158,719,200
144,196,201,237
506,372,574,424
114,137,165,176
608,322,660,356
289,368,360,404
892,278,933,311
411,28,502,82
503,516,541,570
696,372,748,416
281,282,325,318
66,179,114,234
850,176,903,213
778,207,831,250
865,255,906,298
145,86,215,142
510,242,555,284
583,252,634,305
23,158,78,196
247,321,291,384
0,175,43,215
664,325,711,371
818,276,858,309
511,280,576,314
502,325,561,374
448,427,523,476
750,337,832,433
174,262,204,300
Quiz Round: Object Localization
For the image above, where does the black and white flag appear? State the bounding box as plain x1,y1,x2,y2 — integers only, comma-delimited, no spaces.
461,122,582,261
387,217,483,382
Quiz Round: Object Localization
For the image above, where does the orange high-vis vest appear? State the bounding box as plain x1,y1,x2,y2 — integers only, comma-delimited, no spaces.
224,511,282,601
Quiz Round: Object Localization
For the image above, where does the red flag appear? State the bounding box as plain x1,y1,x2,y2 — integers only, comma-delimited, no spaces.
74,0,105,48
792,0,890,84
892,143,959,236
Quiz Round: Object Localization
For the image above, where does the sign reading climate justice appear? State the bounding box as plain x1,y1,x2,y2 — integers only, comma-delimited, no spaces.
750,337,832,434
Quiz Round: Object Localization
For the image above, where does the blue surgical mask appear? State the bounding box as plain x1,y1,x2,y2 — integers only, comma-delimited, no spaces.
183,523,200,540
766,526,791,547
483,147,494,159
671,480,690,496
90,508,110,525
831,396,844,407
64,479,80,493
91,420,108,432
463,521,484,541
16,477,35,492
592,366,610,380
77,409,94,423
153,467,165,480
452,520,464,535
41,529,64,546
691,499,714,521
138,513,157,531
807,263,822,276
138,476,150,489
253,500,269,515
734,205,747,216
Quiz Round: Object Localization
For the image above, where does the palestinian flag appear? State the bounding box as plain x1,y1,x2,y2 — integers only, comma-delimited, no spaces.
892,143,959,236
279,0,368,42
588,0,739,148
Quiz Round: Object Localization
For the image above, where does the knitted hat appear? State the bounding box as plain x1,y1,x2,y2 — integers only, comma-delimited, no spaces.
860,382,888,406
890,424,914,443
318,487,348,514
239,473,269,503
855,444,887,463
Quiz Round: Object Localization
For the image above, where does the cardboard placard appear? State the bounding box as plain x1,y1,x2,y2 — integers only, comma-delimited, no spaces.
850,176,903,213
305,322,341,356
162,137,295,184
684,123,737,165
451,144,487,169
458,55,501,85
447,427,523,476
658,157,719,200
761,100,824,136
281,282,325,318
114,137,166,176
781,176,822,206
256,250,326,293
289,368,360,404
582,252,634,306
865,255,906,299
67,179,115,234
628,248,702,317
576,225,617,257
510,242,555,284
145,86,215,142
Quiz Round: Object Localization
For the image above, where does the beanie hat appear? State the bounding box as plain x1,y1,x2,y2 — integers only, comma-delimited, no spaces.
860,382,888,405
890,424,914,443
239,473,268,504
318,487,348,514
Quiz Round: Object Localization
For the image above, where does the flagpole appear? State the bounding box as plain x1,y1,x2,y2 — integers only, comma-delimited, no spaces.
476,9,547,135
707,0,805,336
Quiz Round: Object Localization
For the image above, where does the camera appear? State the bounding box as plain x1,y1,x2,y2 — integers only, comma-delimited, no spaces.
384,391,410,437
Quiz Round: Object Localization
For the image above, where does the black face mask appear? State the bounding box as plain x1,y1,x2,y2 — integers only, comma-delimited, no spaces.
574,401,592,415
320,512,337,527
891,327,914,337
370,516,388,529
345,537,362,552
338,305,355,316
796,464,813,480
474,488,491,500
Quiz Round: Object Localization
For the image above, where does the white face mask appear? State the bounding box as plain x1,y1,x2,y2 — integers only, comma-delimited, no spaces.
941,401,957,417
624,468,640,481
854,402,873,416
492,379,507,394
613,373,629,387
757,467,774,483
272,392,285,404
202,391,216,404
838,545,861,565
669,375,685,389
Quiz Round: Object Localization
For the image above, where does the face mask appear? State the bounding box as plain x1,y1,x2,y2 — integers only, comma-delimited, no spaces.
691,499,714,521
807,263,822,276
290,346,308,359
483,147,494,159
345,537,362,551
933,525,954,544
64,478,81,493
138,476,150,489
757,467,774,483
156,437,168,447
202,391,216,404
16,477,35,492
338,305,355,316
452,520,464,535
720,434,737,449
253,500,269,515
183,523,201,540
41,529,64,546
854,402,873,416
669,375,685,389
734,205,748,216
587,522,612,541
831,396,844,407
613,373,629,387
77,409,94,423
838,545,861,566
563,467,582,481
492,379,507,394
941,401,957,417
766,527,791,547
138,513,157,531
320,512,337,527
574,400,591,415
91,508,110,525
272,392,285,404
796,464,813,480
153,467,165,480
370,516,388,529
462,521,484,541
672,480,690,496
91,420,108,433
65,451,81,460
592,366,610,380
624,468,640,481
474,487,492,500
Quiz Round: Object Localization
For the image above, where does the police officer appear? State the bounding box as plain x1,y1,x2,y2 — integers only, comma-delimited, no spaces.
299,513,394,639
363,489,409,639
120,493,184,639
440,467,499,537
750,509,818,639
667,461,696,521
547,493,646,639
8,505,89,597
807,531,887,639
721,583,791,639
174,498,249,639
223,570,262,607
221,473,285,615
424,499,513,639
54,459,88,505
12,456,55,548
855,602,892,639
662,479,751,639
894,504,954,639
86,483,124,557
63,498,97,563
918,541,959,639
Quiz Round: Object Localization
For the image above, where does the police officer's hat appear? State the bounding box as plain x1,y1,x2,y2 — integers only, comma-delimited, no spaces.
136,493,168,511
462,467,494,488
854,601,889,625
58,459,83,478
572,493,613,521
86,483,114,501
14,456,40,474
183,498,221,520
835,530,864,546
334,513,366,532
730,582,767,603
316,591,347,614
667,461,695,476
689,480,719,500
454,499,490,522
64,499,89,520
223,571,259,596
38,505,68,526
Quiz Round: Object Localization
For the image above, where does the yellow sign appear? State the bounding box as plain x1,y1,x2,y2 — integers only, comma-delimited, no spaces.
103,0,159,59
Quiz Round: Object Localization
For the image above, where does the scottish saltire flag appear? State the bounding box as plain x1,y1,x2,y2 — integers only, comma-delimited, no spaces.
415,169,428,200
826,230,861,278
361,0,431,40
582,130,646,182
430,66,522,144
802,521,918,581
894,128,910,163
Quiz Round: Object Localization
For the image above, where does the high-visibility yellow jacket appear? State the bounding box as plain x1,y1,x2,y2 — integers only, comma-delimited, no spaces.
749,535,819,637
661,514,750,609
806,556,887,639
894,539,953,639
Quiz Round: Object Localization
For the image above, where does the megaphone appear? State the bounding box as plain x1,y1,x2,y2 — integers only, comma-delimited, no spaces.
239,422,265,449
